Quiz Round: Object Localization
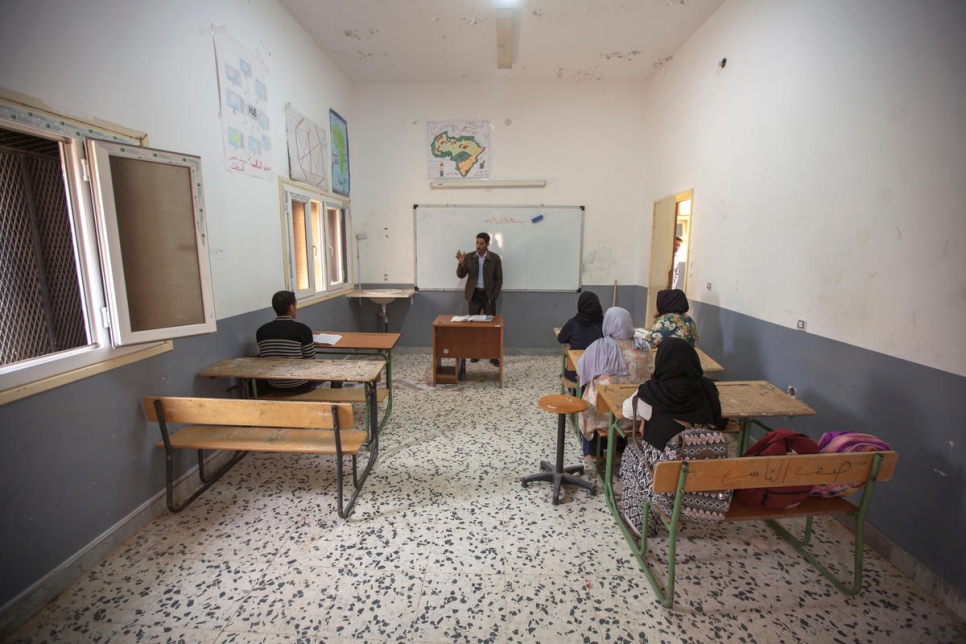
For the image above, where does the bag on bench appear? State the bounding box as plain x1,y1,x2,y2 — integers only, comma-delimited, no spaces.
810,431,892,498
735,428,819,509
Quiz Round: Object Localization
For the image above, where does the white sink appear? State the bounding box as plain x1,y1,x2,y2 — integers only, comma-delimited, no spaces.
348,288,415,305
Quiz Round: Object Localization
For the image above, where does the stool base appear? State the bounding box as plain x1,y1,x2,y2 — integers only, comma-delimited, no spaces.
522,460,596,505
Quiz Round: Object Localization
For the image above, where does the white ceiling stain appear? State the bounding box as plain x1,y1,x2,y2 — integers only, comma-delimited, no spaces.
279,0,725,83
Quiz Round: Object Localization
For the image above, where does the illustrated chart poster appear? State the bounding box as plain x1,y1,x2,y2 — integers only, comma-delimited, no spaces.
285,105,328,190
427,120,490,179
214,33,272,179
329,109,350,196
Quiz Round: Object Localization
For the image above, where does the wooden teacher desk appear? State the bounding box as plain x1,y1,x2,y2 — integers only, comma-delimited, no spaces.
314,331,400,433
199,357,386,440
432,315,504,387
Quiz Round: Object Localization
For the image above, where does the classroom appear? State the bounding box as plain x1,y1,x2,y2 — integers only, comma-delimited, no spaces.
0,0,964,641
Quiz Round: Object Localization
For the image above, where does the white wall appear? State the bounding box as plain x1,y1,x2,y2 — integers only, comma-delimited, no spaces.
349,81,648,288
642,0,966,377
0,0,351,319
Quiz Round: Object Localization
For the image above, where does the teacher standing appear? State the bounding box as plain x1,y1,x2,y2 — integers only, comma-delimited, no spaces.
455,232,503,316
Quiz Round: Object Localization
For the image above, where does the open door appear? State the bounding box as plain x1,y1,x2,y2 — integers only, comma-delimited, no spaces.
646,190,693,322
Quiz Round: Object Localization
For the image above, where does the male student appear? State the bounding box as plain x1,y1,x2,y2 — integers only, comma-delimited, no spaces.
255,290,340,393
455,232,503,365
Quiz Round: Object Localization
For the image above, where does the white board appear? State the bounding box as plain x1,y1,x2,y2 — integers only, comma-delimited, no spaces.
414,205,583,291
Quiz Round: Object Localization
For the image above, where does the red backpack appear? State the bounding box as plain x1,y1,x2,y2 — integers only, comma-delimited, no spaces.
734,428,819,509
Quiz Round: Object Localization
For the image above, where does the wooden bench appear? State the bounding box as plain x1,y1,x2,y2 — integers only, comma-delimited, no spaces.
143,396,377,518
621,450,898,607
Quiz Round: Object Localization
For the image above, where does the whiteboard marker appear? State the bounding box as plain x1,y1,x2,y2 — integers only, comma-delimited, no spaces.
531,214,544,223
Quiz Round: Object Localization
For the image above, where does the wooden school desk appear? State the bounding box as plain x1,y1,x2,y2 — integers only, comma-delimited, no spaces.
593,381,817,516
432,315,504,387
199,357,386,440
567,346,724,376
314,331,401,433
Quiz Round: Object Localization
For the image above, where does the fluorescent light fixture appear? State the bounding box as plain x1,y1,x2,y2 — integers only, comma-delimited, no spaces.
430,179,546,189
496,8,516,69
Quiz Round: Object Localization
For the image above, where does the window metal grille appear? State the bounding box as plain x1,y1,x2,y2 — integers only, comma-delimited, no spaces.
0,130,88,367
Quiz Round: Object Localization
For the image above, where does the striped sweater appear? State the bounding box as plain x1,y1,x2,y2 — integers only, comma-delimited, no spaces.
255,316,316,389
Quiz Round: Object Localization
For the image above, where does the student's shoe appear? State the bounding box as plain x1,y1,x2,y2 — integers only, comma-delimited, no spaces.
490,359,500,366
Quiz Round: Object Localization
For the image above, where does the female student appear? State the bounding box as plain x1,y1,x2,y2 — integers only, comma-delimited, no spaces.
640,289,698,347
556,291,604,381
621,337,726,535
576,307,653,466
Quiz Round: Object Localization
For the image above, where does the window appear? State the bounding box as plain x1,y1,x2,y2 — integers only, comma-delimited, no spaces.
281,180,350,300
0,128,88,366
0,98,214,401
86,140,216,345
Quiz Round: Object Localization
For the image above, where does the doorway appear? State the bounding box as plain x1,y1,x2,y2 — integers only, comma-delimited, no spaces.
645,189,693,322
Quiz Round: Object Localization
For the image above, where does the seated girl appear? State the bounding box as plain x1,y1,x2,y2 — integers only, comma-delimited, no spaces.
557,291,604,381
640,289,698,348
576,307,653,465
621,337,726,534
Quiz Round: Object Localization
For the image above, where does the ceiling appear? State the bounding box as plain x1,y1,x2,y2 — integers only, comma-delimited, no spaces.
278,0,725,83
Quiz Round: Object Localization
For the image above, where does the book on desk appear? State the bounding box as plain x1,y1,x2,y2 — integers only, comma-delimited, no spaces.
312,333,343,345
450,315,492,322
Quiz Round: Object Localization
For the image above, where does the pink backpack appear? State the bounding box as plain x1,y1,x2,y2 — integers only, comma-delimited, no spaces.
734,428,819,509
809,431,892,498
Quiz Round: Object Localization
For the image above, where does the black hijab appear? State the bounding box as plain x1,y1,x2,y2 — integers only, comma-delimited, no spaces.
574,291,604,326
636,337,724,449
656,289,689,315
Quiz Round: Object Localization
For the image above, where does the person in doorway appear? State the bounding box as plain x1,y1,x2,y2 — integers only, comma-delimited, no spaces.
255,290,341,394
455,232,503,365
642,288,698,348
669,236,684,289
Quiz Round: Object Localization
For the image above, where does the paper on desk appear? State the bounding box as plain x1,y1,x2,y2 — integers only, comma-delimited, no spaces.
451,315,492,322
313,333,342,345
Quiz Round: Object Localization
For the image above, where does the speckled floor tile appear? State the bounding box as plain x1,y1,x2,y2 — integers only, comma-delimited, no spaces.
226,563,341,638
409,573,507,643
7,353,966,644
504,573,600,643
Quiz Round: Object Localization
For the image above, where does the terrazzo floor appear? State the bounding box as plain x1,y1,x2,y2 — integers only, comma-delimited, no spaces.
7,353,966,643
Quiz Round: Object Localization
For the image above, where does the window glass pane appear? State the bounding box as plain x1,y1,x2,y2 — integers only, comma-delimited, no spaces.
108,157,204,330
291,200,309,291
326,206,346,285
311,200,324,290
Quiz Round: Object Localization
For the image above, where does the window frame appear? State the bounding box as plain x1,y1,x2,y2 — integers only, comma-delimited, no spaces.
85,139,217,345
0,95,215,404
279,178,352,303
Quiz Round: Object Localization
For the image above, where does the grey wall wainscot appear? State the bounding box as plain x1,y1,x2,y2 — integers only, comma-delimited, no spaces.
1,285,963,631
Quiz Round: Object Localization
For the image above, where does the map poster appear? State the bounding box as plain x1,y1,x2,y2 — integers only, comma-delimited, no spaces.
285,105,329,191
214,33,272,179
329,109,350,196
427,120,490,179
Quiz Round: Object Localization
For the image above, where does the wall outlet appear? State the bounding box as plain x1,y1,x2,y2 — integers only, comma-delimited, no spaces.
787,386,796,397
796,319,807,330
